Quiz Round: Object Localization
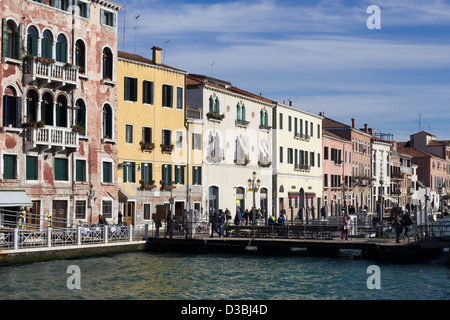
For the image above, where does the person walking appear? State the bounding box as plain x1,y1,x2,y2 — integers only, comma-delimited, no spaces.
210,211,220,238
402,210,413,240
393,212,404,243
218,209,225,237
244,209,249,225
341,213,351,241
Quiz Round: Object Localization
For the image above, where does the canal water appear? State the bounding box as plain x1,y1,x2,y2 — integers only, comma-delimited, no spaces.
0,249,449,300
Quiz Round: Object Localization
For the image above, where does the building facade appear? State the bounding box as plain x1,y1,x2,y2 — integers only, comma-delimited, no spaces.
1,0,121,228
322,129,352,216
117,48,200,227
186,74,273,222
272,103,323,222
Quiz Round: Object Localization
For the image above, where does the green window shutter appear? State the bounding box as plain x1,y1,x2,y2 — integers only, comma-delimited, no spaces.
162,165,166,185
76,160,85,182
55,158,68,181
175,165,179,184
150,82,154,104
181,166,185,184
169,85,173,108
100,9,106,25
132,78,138,101
15,97,22,128
3,155,16,179
192,167,196,185
103,162,111,183
131,162,136,182
209,96,214,113
2,19,7,58
124,77,129,100
16,23,22,59
123,162,128,182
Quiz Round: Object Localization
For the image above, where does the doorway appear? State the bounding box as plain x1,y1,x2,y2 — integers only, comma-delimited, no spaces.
52,200,67,229
124,201,134,226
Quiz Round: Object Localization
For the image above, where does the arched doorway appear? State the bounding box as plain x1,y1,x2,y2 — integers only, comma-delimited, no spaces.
236,187,245,213
208,186,219,216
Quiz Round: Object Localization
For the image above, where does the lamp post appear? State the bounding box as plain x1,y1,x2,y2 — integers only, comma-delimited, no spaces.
248,171,261,233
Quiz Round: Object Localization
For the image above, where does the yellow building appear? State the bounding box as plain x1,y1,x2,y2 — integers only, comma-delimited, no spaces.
117,47,202,227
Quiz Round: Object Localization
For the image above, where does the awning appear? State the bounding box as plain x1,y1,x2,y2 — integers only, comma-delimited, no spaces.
0,191,33,207
382,195,399,203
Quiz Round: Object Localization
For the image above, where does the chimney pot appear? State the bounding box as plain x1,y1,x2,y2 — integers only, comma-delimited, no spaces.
364,123,368,133
152,46,163,65
351,118,355,128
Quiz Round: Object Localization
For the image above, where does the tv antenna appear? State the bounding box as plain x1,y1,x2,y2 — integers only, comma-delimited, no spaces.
134,15,140,53
163,40,170,64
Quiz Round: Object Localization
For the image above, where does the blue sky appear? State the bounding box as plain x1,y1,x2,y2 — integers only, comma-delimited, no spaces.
116,0,450,142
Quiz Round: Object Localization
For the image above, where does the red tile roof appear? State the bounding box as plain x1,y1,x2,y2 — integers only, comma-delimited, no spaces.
118,51,186,73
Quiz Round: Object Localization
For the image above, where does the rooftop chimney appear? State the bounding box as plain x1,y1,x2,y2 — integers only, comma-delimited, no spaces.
351,118,355,128
364,123,368,133
152,46,162,65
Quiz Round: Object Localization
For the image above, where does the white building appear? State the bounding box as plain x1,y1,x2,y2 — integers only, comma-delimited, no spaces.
272,102,323,222
371,136,392,215
186,74,274,222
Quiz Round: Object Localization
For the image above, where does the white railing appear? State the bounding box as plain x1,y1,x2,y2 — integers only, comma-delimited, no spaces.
25,127,79,149
24,58,79,85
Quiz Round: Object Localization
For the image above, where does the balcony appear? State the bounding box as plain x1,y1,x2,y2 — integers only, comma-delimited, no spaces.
295,164,310,172
258,156,272,168
235,119,250,128
234,154,250,166
23,57,79,90
400,166,412,175
24,126,79,151
206,149,224,163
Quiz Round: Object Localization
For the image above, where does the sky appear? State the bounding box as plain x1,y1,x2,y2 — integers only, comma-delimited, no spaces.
116,0,450,142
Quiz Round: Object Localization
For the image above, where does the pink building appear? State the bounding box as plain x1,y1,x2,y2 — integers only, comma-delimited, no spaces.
1,0,122,228
322,129,352,216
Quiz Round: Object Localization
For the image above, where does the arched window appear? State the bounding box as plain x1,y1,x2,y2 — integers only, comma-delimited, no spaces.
2,19,22,59
2,86,21,127
260,110,264,126
26,26,39,57
241,104,246,121
209,96,214,113
264,110,268,127
56,34,68,63
75,99,86,135
236,103,241,120
41,30,53,59
236,187,245,212
75,39,86,74
41,92,54,126
214,97,220,113
56,95,68,127
102,47,113,80
26,90,39,124
102,104,113,139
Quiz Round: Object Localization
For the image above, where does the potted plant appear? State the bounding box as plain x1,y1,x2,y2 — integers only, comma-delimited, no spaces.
36,121,45,128
72,124,85,134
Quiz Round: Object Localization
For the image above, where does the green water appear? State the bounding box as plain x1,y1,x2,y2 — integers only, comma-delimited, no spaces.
0,250,448,300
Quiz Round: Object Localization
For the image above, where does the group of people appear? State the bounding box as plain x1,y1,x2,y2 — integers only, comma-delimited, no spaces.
233,207,264,226
210,209,232,238
267,213,285,226
392,210,414,243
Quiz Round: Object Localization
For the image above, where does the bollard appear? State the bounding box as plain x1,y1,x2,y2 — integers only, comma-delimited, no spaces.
77,226,81,246
13,229,18,250
47,228,52,248
145,224,149,241
129,225,133,242
104,226,108,244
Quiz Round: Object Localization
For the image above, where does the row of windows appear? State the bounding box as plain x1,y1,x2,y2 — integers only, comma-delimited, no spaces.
279,147,321,168
124,77,183,109
125,125,202,150
323,174,352,188
279,113,321,139
2,18,114,79
121,162,202,186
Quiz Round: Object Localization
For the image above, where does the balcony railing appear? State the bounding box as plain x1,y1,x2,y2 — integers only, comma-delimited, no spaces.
400,166,412,174
24,127,79,150
258,155,272,167
206,149,224,163
23,57,79,89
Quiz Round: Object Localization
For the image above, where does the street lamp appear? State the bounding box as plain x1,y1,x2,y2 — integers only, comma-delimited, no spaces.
247,171,261,228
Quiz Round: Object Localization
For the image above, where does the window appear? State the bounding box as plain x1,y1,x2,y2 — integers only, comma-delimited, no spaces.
26,156,38,180
141,162,153,185
2,19,22,60
103,161,112,183
102,104,113,139
310,122,313,137
317,153,321,168
125,124,133,144
192,133,202,150
56,95,68,127
324,147,329,160
279,146,283,163
236,104,241,120
41,30,53,60
294,117,298,134
75,40,86,74
53,0,71,11
26,90,38,125
177,87,183,110
310,152,315,167
176,131,183,149
305,120,308,137
317,124,321,138
279,113,283,129
102,200,112,218
192,166,202,185
102,47,113,80
143,203,151,220
75,99,86,135
162,129,172,147
124,77,138,101
100,9,116,27
143,80,154,104
162,164,173,186
56,34,68,63
26,26,39,57
288,116,292,132
55,158,69,181
2,86,21,128
142,127,152,144
3,155,17,179
75,200,86,219
287,148,293,164
75,159,86,182
324,174,328,187
41,92,53,126
123,162,136,183
77,1,90,19
175,165,185,185
162,84,173,108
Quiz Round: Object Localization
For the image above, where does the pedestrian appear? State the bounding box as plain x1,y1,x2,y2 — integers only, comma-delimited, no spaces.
118,211,123,225
277,213,285,226
393,212,403,243
210,211,220,238
341,213,351,241
166,210,174,238
244,209,249,225
402,210,413,240
218,209,225,237
268,213,276,226
234,209,242,225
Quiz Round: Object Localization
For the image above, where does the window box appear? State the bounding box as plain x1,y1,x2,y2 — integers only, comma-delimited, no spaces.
161,144,174,153
139,179,156,190
160,181,176,191
140,141,155,151
258,161,272,168
235,119,250,128
72,124,85,134
206,112,225,121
